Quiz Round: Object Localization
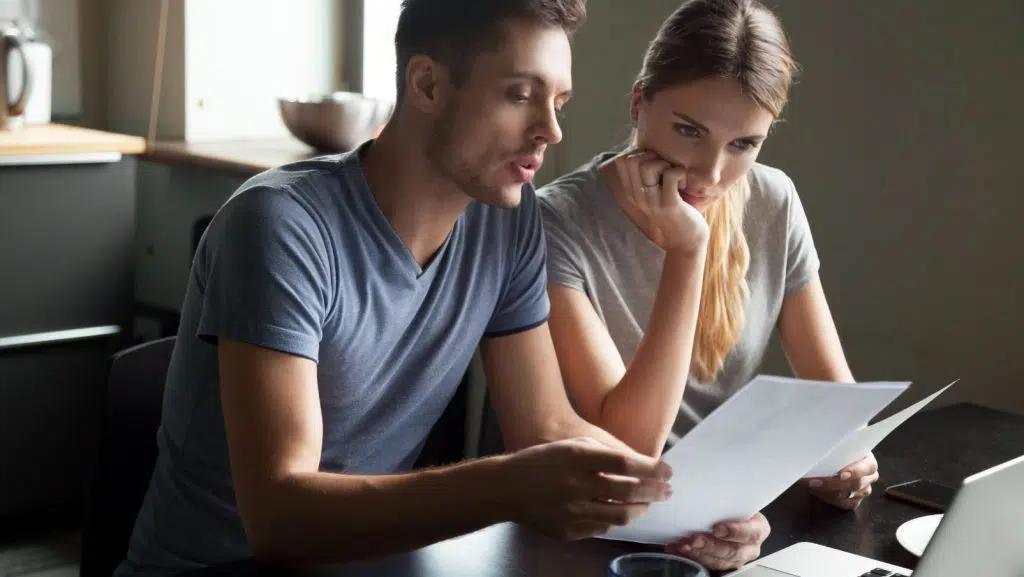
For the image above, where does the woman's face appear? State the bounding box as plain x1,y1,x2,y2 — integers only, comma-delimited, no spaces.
632,75,775,213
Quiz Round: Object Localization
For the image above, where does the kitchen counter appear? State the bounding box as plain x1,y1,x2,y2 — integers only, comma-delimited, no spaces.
145,138,323,177
2,123,139,518
0,123,146,160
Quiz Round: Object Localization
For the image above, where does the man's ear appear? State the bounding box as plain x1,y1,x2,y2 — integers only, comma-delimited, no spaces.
404,55,449,114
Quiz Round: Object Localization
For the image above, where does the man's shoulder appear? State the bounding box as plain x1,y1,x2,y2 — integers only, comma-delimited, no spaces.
215,150,368,234
233,151,356,204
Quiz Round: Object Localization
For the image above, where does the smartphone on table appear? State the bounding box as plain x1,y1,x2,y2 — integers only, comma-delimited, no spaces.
884,479,957,512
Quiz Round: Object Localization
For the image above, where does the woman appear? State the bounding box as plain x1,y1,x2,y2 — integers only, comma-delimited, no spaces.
538,0,878,570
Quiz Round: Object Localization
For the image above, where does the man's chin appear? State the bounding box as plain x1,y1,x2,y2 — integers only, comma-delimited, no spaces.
497,183,525,208
471,183,524,209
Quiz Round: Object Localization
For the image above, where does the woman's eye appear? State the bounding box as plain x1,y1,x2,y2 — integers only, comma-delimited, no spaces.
732,139,756,151
674,123,701,138
508,92,530,104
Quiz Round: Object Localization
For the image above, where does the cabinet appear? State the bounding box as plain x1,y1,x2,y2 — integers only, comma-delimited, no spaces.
0,154,137,518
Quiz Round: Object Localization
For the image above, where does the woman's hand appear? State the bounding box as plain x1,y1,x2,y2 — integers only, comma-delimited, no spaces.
605,149,709,252
802,453,879,510
666,512,770,571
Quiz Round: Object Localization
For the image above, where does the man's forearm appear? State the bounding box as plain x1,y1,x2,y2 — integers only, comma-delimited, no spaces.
246,454,515,564
537,410,644,456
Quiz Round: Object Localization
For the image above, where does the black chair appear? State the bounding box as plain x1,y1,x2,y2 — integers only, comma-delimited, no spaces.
80,336,176,577
191,215,214,260
77,334,473,576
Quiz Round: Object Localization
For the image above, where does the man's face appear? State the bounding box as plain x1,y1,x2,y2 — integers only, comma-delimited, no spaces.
427,18,572,208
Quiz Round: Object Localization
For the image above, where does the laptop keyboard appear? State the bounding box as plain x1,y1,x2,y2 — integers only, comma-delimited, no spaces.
860,569,909,577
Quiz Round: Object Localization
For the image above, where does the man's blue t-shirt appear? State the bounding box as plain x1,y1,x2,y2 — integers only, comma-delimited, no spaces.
116,144,550,576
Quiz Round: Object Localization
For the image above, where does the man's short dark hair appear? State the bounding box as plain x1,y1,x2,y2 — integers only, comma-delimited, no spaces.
394,0,587,101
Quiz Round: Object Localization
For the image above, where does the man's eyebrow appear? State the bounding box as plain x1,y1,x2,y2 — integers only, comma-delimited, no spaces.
505,72,573,98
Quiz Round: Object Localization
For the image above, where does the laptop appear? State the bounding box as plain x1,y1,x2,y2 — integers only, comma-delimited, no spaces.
727,454,1024,577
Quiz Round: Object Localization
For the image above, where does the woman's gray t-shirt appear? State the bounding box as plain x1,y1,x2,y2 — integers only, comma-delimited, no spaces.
537,152,820,446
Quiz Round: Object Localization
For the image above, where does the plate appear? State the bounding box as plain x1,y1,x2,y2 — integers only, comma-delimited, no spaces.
895,514,943,556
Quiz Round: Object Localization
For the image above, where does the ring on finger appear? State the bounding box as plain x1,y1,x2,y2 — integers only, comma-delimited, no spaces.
639,184,657,194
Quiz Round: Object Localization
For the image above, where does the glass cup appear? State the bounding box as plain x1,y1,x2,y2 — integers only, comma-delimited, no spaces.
608,552,711,577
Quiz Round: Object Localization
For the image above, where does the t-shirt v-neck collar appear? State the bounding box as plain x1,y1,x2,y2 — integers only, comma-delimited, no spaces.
344,149,461,285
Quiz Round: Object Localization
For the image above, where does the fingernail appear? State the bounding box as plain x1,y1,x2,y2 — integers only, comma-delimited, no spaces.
809,479,823,488
840,472,852,480
693,537,705,549
681,544,692,553
714,526,728,538
658,462,673,479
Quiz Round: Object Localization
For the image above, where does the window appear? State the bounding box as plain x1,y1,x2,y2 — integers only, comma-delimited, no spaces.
184,0,336,140
360,0,402,103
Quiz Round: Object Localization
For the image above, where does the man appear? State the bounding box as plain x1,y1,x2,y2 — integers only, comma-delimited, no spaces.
115,1,674,575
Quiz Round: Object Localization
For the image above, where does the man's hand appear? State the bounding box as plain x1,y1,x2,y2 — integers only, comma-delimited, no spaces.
504,437,673,540
666,512,770,571
802,453,879,510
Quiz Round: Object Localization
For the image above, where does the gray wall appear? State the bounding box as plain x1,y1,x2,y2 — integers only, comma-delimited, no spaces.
69,0,343,312
60,0,1021,413
132,162,245,311
562,0,1023,414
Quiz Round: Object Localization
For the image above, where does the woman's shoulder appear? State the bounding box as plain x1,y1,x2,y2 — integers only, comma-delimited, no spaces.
537,153,615,228
746,162,799,208
745,162,808,226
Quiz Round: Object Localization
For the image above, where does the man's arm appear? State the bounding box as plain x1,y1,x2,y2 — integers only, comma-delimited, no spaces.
220,338,670,564
479,322,640,455
219,339,514,564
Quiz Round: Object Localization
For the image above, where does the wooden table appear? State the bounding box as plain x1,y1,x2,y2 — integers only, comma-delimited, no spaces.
177,403,1024,576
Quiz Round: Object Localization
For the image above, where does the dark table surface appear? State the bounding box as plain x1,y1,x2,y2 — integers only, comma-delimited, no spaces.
180,403,1024,576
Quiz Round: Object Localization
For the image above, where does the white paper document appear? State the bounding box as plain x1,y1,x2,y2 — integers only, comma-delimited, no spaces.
601,375,910,545
803,379,958,478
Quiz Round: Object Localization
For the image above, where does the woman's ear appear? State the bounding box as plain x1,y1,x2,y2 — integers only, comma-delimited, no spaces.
630,82,644,127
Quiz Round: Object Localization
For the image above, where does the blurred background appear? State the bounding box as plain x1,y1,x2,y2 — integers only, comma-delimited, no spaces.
0,1,1020,575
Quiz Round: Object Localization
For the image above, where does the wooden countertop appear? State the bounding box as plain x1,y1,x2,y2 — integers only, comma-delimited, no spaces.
0,123,146,156
144,138,322,176
0,124,322,176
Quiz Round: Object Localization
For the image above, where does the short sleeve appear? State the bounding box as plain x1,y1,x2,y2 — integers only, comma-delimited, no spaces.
196,187,332,362
538,195,586,292
783,176,821,295
484,185,551,337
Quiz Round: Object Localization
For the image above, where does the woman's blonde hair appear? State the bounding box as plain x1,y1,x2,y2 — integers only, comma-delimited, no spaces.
636,0,797,382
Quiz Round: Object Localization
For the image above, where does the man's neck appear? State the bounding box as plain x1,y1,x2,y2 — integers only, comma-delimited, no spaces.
360,126,472,270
